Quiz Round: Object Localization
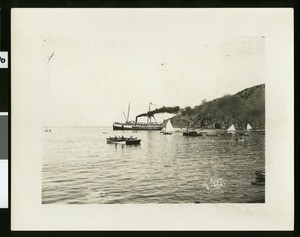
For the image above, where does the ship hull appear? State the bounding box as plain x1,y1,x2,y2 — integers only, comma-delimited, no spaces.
113,123,163,131
183,131,203,137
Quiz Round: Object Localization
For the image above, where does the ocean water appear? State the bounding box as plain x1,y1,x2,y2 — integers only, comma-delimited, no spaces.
42,127,265,204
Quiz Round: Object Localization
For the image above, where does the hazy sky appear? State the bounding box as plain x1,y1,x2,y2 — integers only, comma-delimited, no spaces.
14,9,265,126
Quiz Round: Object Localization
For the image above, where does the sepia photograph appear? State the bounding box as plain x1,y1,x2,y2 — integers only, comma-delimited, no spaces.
11,8,293,230
37,11,265,204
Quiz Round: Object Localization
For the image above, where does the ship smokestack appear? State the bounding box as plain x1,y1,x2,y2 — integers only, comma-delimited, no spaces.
135,106,180,123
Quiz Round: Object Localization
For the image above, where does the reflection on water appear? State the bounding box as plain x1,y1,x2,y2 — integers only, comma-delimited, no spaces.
42,127,265,204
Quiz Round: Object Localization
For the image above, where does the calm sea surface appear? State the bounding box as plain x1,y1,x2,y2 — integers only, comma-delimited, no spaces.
42,127,265,204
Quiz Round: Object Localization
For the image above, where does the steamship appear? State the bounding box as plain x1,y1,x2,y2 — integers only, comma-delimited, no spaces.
113,102,164,131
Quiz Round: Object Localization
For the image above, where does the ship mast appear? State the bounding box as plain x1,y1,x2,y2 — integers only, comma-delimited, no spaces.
147,102,151,123
126,102,130,123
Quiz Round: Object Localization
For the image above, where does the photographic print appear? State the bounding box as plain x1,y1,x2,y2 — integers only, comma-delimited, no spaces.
39,11,265,204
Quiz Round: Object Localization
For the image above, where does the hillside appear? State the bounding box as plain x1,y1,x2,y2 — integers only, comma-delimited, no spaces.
171,84,265,129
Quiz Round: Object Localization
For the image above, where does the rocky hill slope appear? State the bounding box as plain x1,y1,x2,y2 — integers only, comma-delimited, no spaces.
171,84,265,129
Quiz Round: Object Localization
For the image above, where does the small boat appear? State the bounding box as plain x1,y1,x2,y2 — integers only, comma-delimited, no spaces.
227,124,236,133
232,136,245,142
238,137,244,142
183,131,204,137
106,136,141,145
255,170,265,181
251,180,265,186
236,123,252,136
161,120,174,135
251,170,265,185
247,123,253,131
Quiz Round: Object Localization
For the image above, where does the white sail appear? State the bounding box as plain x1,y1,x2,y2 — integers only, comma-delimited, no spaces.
165,120,174,132
227,124,236,132
247,123,252,130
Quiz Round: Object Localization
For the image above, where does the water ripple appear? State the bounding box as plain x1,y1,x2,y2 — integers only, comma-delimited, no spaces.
42,127,265,204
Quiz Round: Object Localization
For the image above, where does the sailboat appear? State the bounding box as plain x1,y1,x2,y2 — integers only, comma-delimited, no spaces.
227,124,236,133
162,120,174,135
247,123,253,131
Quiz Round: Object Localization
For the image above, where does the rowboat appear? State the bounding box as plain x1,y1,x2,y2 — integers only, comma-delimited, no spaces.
106,136,141,145
255,170,265,181
183,131,204,137
251,170,265,185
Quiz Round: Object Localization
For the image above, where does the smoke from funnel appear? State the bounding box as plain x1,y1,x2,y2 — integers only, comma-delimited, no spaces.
135,106,180,122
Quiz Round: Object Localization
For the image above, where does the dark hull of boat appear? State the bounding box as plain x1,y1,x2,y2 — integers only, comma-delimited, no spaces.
125,139,141,145
163,132,172,135
183,132,203,137
255,170,265,181
113,123,163,131
251,180,265,186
